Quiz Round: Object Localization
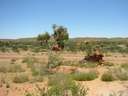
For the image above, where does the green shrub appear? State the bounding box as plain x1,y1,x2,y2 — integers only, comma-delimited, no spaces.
72,71,98,81
47,52,62,68
31,68,39,76
101,72,116,82
13,74,29,83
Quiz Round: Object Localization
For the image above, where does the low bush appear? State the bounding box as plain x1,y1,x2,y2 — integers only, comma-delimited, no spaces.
101,67,128,81
115,68,128,81
13,74,29,83
72,71,98,81
101,72,116,82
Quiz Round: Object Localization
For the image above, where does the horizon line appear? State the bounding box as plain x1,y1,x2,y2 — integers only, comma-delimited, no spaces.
0,36,128,40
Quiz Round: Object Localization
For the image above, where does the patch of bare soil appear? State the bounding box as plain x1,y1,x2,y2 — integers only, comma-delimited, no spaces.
83,80,128,96
0,82,47,96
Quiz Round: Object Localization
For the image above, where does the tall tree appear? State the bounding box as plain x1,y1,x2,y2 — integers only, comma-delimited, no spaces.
53,25,69,49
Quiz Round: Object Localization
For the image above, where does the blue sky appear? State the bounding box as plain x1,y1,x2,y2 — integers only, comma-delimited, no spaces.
0,0,128,39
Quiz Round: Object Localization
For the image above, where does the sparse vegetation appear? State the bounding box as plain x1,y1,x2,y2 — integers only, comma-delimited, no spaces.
25,73,88,96
0,37,128,53
22,56,38,68
114,67,128,81
0,34,128,96
0,64,25,73
101,67,128,81
101,72,116,82
0,0,127,94
47,73,88,96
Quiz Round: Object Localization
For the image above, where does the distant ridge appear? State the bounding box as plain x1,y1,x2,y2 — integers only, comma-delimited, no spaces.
0,37,128,42
70,37,128,42
0,39,16,41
